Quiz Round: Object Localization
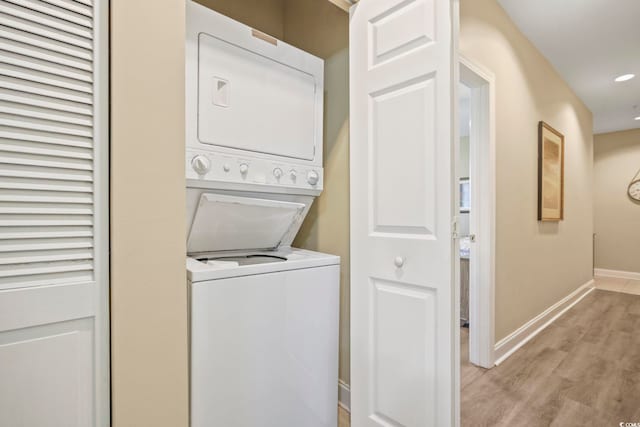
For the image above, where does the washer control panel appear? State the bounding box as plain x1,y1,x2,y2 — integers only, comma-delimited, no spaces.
186,149,323,191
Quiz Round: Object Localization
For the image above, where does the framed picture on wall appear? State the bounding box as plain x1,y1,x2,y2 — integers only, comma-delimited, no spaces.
460,177,470,213
538,121,564,221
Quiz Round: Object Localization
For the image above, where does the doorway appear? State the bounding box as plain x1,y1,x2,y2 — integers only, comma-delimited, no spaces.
459,56,496,370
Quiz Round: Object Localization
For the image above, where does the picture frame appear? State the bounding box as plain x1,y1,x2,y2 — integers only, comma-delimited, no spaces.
538,121,564,221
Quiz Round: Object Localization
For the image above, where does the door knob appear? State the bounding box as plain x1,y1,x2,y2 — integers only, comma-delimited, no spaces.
394,256,405,268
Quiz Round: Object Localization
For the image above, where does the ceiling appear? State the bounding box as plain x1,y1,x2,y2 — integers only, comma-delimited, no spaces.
497,0,640,134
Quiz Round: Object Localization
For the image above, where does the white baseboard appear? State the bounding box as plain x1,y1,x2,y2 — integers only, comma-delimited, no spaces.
338,380,350,412
493,279,594,365
595,268,640,281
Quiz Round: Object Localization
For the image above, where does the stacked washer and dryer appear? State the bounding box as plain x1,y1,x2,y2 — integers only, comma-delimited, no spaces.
185,2,340,427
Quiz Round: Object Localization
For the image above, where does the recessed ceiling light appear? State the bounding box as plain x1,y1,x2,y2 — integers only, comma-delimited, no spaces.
635,116,640,121
615,74,635,82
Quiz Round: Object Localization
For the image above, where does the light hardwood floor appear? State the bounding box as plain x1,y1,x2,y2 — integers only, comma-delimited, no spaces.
338,406,350,427
462,281,640,426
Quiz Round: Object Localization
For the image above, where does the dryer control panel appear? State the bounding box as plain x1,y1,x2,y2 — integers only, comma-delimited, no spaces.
186,149,323,194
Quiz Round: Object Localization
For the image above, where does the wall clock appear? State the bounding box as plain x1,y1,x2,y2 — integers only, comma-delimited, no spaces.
629,168,640,202
629,177,640,202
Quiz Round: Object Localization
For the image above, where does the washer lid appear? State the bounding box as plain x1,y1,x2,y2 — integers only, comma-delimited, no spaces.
187,193,306,254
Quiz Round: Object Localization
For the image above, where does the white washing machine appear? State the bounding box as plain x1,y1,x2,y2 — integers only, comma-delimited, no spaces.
186,3,339,426
188,246,339,427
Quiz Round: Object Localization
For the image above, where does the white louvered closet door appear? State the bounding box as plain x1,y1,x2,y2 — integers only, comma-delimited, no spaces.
0,0,109,426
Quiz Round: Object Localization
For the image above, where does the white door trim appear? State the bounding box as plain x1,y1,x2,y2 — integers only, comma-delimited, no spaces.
94,0,111,424
459,55,496,369
494,279,594,365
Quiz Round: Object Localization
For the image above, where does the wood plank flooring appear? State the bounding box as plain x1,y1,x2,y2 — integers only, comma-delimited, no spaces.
462,284,640,426
338,406,349,427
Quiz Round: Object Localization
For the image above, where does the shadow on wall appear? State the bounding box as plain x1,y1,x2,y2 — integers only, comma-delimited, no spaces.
294,47,350,384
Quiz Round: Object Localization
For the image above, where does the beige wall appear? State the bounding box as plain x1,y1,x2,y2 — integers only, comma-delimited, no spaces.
283,0,348,59
284,0,351,386
594,129,640,273
111,1,188,426
195,0,348,59
194,0,285,39
461,0,594,341
293,48,350,384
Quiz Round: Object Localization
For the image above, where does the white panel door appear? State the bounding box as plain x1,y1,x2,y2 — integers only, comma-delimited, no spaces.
0,0,109,426
350,0,456,426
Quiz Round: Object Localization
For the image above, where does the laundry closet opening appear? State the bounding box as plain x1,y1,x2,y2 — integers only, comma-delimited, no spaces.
188,0,351,415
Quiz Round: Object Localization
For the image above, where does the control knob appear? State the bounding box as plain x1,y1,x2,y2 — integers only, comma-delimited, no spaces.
239,163,249,175
273,167,283,179
191,155,211,175
307,170,319,185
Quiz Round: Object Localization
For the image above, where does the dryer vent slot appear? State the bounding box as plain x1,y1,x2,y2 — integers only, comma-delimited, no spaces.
251,29,278,46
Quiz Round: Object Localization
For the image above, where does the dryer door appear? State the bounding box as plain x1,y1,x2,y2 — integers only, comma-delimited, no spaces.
197,27,323,161
187,193,307,254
